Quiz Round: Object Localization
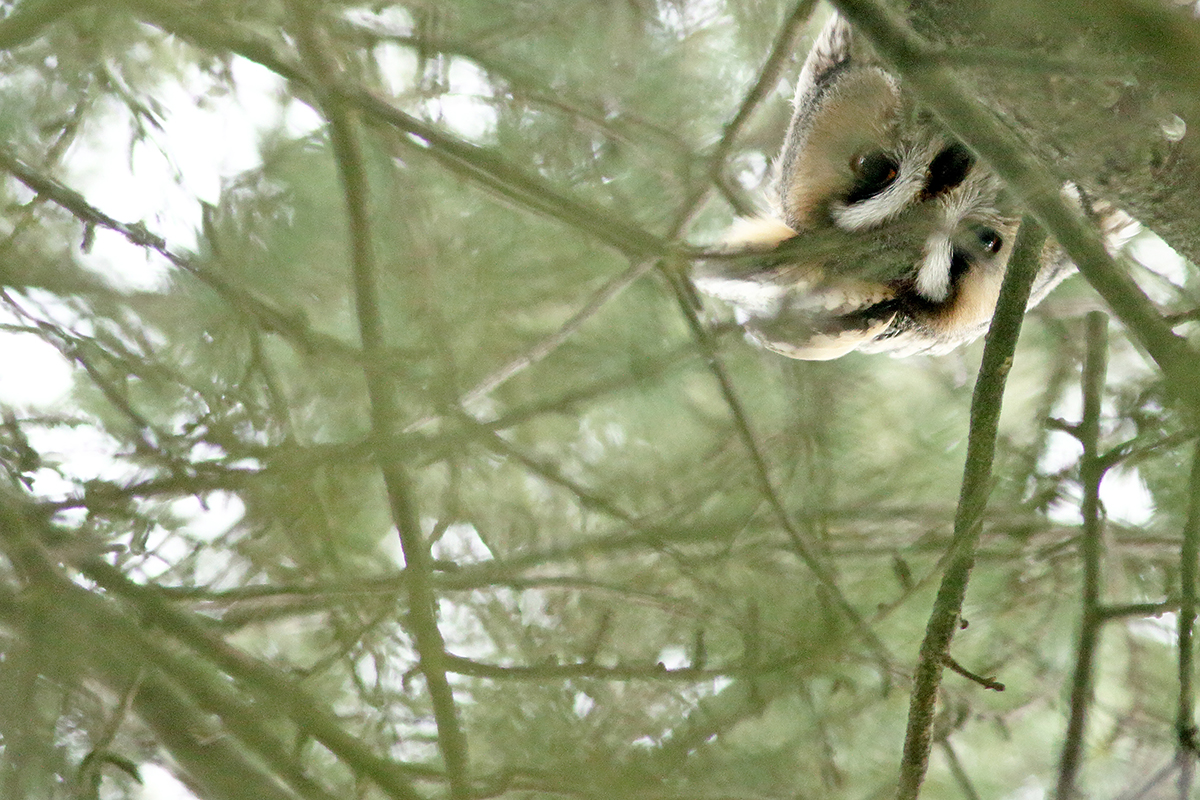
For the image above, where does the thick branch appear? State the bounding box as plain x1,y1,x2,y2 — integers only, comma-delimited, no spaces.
1177,438,1200,797
0,0,86,50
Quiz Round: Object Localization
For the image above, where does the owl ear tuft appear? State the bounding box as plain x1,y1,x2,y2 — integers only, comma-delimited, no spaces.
793,14,854,109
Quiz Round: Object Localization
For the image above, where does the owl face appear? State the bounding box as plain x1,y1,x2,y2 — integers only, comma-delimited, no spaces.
693,14,1067,360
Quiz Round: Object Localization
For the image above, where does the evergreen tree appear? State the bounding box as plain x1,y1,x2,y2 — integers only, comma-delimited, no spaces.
0,1,1198,798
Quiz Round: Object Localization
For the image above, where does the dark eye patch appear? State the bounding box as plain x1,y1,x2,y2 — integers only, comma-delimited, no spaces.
924,143,974,197
949,249,971,284
846,150,899,203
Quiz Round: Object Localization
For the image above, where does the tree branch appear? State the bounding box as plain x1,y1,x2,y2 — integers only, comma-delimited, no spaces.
124,0,670,261
662,261,894,680
442,652,807,682
895,219,1045,800
0,496,310,800
0,146,399,368
79,560,429,800
680,0,817,223
1054,311,1110,800
287,4,468,796
1176,438,1200,797
0,0,86,51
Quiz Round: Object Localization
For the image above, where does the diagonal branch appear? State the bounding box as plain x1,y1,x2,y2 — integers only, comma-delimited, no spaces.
124,0,670,261
680,0,818,223
0,147,398,367
662,262,894,678
709,0,817,176
79,560,429,800
406,256,659,432
895,219,1046,800
0,496,310,800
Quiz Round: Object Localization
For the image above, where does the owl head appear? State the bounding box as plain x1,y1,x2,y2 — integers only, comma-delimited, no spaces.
693,13,1071,359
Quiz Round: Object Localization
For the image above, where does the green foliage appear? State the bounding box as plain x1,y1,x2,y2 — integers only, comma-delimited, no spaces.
0,1,1196,800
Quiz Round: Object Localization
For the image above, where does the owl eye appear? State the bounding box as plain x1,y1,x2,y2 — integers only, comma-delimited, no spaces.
977,227,1003,254
925,143,974,196
846,150,899,203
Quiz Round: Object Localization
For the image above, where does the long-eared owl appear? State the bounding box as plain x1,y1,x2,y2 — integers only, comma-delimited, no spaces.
693,12,1087,360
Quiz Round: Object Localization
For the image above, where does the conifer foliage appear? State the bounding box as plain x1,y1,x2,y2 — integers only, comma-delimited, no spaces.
0,1,1199,798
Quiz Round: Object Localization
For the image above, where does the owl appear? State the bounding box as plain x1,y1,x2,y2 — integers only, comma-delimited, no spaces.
692,13,1079,360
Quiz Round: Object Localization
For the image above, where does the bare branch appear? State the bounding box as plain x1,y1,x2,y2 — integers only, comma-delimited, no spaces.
896,219,1046,800
1176,438,1200,797
942,654,1004,692
442,652,808,682
288,3,468,796
938,739,983,800
1054,311,1110,800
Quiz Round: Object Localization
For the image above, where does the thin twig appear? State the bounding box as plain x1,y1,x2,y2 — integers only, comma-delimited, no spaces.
80,560,428,800
942,654,1004,692
405,257,658,432
705,0,817,184
1054,311,1110,800
334,22,689,154
938,739,983,800
895,219,1046,800
662,261,894,680
442,652,808,681
1114,759,1180,800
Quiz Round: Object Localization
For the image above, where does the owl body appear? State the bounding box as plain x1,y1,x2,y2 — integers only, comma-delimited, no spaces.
693,13,1077,360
